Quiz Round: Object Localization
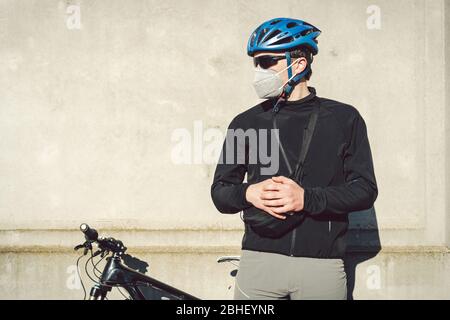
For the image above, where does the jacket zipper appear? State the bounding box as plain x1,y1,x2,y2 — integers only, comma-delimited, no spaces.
289,224,297,256
272,106,297,256
329,221,331,232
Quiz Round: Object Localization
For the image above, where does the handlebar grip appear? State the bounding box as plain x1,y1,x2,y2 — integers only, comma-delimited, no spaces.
80,223,98,241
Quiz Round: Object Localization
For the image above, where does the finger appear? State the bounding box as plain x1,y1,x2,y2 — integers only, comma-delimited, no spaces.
261,206,286,220
272,176,293,184
263,205,286,220
262,198,288,207
272,205,294,214
271,176,286,183
262,188,289,200
260,191,281,200
262,183,283,192
261,178,275,186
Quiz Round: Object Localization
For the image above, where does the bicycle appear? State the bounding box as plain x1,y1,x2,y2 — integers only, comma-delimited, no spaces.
74,223,241,300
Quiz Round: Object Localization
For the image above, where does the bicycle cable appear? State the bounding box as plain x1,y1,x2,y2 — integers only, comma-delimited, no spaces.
76,253,87,300
91,251,107,279
84,251,102,285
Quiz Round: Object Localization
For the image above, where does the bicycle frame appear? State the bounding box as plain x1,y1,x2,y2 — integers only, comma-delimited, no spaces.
89,253,200,300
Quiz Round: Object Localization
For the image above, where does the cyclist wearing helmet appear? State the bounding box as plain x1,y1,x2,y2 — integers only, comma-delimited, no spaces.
211,18,378,300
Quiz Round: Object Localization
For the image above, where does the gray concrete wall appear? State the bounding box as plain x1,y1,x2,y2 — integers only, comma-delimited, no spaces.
0,0,449,299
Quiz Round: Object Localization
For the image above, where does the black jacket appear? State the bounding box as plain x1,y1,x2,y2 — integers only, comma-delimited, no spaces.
211,88,378,259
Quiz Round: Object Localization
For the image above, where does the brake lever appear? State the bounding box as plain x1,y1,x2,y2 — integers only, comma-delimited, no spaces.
74,244,85,251
74,241,93,256
93,250,103,258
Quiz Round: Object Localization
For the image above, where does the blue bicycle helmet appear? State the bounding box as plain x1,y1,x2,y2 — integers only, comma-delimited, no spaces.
247,18,321,56
247,18,321,101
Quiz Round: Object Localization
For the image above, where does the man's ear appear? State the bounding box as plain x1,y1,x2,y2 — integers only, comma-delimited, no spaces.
294,57,307,74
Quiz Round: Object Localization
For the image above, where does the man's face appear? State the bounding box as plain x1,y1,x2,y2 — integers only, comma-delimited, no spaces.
253,52,307,84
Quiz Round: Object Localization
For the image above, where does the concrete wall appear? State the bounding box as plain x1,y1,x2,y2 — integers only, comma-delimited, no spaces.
445,0,450,249
0,0,449,299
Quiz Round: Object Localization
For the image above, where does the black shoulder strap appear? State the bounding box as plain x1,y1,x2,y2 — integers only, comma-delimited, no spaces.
292,99,321,184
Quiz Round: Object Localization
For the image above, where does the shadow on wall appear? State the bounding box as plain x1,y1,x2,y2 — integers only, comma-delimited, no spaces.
344,206,381,300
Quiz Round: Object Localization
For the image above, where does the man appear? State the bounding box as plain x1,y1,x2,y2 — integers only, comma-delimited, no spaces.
210,18,378,300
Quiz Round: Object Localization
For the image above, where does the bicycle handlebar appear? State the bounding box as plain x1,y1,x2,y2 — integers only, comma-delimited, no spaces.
80,223,98,241
78,223,127,254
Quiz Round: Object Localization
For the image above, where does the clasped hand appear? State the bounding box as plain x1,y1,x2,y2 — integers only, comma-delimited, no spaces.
245,176,305,220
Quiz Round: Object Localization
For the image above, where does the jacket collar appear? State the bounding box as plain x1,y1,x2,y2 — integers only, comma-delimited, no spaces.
284,87,317,105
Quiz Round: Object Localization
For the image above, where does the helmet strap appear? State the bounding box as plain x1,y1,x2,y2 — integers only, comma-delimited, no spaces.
286,52,293,80
272,51,311,112
282,52,311,100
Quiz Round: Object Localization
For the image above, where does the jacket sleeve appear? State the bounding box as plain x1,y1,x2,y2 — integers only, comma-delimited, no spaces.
303,111,378,215
210,117,253,214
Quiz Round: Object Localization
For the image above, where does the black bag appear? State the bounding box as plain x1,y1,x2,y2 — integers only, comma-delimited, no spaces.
242,100,321,239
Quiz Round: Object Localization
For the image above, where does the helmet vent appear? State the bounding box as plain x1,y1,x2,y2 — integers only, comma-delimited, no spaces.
257,28,269,44
270,20,281,25
287,22,298,28
272,36,294,46
266,29,282,40
300,29,313,36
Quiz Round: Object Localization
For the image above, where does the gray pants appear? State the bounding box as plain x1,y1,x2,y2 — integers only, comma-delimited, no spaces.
234,250,347,300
